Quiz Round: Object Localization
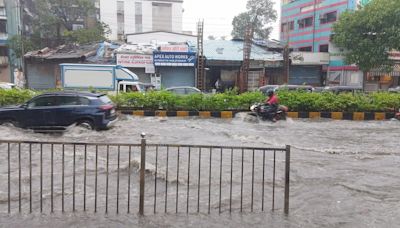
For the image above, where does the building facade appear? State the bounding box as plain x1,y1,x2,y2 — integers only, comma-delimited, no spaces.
99,0,183,41
280,0,364,86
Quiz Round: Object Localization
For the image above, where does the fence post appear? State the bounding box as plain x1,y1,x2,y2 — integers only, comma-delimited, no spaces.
284,145,291,215
139,133,146,215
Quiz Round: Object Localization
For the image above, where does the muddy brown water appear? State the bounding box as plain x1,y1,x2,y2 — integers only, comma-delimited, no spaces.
0,114,399,227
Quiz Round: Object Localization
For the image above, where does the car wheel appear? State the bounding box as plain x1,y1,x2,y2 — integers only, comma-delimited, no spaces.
0,119,18,127
76,120,94,130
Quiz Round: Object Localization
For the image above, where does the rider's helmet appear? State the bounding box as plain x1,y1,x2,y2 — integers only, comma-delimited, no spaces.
267,90,274,97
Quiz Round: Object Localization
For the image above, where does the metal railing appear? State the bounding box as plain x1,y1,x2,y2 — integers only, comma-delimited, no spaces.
0,134,290,215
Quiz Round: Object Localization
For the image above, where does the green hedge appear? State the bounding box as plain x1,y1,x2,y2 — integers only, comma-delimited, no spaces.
2,89,400,112
112,90,400,112
277,90,400,112
0,89,37,106
110,89,265,111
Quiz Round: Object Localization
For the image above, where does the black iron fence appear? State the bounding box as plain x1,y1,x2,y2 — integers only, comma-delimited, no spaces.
0,134,290,215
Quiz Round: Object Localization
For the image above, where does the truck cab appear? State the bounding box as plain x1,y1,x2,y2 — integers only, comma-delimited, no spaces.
117,81,155,93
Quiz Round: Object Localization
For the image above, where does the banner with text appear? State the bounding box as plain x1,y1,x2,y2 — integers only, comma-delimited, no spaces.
153,52,196,67
116,54,153,68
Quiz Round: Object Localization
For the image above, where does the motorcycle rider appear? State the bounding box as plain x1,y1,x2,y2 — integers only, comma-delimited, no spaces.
265,90,279,121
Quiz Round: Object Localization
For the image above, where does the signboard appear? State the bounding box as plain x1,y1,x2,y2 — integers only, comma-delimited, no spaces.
116,54,153,68
160,45,189,53
290,52,330,65
153,52,196,66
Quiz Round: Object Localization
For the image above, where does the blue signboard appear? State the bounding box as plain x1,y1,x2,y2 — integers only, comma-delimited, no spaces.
153,52,197,66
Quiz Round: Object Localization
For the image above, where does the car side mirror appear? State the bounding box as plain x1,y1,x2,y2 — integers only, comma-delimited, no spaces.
20,103,28,109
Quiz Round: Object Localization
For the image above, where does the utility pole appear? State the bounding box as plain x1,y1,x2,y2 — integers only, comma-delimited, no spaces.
19,0,24,73
283,22,290,84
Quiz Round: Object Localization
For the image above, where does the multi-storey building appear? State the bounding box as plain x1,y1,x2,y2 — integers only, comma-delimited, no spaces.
99,0,183,41
280,0,366,86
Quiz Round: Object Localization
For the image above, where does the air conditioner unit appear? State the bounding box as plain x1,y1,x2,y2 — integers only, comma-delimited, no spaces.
320,14,327,20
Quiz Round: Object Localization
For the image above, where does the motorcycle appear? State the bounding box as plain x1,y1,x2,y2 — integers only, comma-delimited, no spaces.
249,103,288,121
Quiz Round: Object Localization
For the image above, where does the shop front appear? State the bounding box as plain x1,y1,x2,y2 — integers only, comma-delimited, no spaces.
153,51,196,88
289,52,330,86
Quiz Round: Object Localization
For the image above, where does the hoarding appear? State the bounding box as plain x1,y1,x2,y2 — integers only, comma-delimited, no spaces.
153,52,196,66
116,54,153,68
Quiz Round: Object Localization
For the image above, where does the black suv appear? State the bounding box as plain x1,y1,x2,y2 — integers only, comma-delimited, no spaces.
0,91,117,131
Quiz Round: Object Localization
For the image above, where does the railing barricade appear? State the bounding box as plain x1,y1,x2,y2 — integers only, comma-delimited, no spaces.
0,135,290,215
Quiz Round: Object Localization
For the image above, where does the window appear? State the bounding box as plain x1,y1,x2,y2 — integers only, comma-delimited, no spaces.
58,96,79,106
299,46,312,52
320,11,337,24
28,96,56,108
99,95,112,104
57,96,90,106
0,7,6,16
135,2,143,33
298,17,313,29
0,19,6,34
319,44,329,52
152,2,172,31
72,24,84,31
117,1,124,35
0,46,7,56
300,5,314,12
288,21,294,30
281,21,294,32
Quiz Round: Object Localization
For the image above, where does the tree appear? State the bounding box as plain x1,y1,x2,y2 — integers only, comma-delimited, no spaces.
332,0,400,72
7,35,35,59
231,0,277,40
64,22,111,44
18,0,108,48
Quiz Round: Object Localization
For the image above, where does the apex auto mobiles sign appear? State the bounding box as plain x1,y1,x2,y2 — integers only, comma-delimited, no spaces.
153,52,196,66
116,54,153,68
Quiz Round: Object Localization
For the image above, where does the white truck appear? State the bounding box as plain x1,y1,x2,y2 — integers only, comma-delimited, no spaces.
60,64,151,92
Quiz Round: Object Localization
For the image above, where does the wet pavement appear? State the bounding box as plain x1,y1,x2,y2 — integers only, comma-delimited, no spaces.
0,114,400,227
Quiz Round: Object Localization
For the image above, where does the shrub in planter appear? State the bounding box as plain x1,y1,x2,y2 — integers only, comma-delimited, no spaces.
0,89,36,107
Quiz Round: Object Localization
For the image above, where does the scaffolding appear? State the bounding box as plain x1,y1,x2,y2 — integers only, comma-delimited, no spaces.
196,20,205,91
239,27,253,93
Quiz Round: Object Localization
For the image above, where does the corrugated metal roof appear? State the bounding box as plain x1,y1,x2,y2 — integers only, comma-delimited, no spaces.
204,40,283,62
24,43,99,60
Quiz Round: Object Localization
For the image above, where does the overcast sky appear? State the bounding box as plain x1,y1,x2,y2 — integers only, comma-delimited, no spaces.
182,0,281,40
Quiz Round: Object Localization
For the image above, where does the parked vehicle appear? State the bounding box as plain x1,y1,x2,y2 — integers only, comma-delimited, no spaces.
165,86,201,95
60,64,140,93
388,86,400,93
0,82,17,90
0,91,117,131
277,85,315,92
249,103,288,122
118,81,155,93
324,86,363,94
258,85,280,95
258,85,314,95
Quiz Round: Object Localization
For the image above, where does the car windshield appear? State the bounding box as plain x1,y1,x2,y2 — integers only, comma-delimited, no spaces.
99,95,112,104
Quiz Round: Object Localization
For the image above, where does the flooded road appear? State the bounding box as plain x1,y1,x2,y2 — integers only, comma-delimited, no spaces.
1,114,400,227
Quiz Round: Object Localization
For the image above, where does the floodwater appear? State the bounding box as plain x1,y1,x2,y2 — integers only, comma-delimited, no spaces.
0,114,400,227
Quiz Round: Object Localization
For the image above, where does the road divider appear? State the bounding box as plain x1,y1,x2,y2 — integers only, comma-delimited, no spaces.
119,109,396,120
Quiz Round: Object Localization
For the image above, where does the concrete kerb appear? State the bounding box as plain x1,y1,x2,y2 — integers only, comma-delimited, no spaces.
118,109,396,121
